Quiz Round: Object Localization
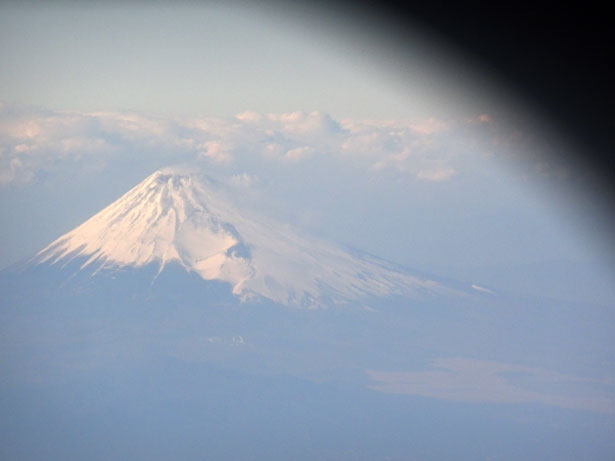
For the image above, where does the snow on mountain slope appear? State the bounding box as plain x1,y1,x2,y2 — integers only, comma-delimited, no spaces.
34,169,450,307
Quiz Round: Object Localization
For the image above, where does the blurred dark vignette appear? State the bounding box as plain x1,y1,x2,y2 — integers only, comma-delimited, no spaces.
323,0,613,182
286,0,613,230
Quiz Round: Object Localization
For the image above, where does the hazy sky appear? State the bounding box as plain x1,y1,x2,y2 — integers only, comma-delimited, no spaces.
0,3,503,120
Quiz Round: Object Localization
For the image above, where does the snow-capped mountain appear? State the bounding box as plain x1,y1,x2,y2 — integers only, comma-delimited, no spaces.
3,177,606,461
32,169,450,307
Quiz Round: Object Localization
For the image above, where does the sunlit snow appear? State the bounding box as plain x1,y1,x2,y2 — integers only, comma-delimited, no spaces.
35,170,447,307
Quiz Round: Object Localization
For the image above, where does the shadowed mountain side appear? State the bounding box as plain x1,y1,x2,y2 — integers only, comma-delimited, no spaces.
1,258,612,382
1,244,614,459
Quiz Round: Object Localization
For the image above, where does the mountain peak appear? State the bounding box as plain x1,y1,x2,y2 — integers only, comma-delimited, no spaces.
36,169,251,292
34,170,448,307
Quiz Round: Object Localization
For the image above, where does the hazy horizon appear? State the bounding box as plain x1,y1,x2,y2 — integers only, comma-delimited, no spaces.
1,2,613,459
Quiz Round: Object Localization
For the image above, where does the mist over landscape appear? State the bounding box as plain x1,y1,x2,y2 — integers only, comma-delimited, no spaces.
0,2,613,459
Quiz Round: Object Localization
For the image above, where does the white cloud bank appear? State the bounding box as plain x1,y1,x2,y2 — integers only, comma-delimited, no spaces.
0,104,507,186
368,358,615,414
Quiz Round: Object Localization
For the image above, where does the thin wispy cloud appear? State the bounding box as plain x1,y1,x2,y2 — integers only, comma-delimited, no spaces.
368,358,615,414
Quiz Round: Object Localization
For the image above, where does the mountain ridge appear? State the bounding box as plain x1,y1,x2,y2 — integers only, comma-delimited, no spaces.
29,170,454,308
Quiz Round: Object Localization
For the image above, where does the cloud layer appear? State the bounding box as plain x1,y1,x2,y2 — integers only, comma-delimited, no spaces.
0,104,508,186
